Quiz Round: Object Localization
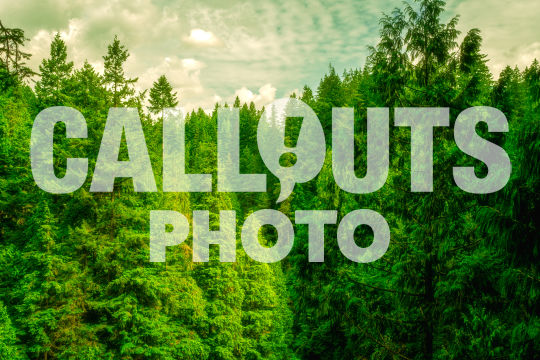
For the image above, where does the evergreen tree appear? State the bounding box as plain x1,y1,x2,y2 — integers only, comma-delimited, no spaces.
367,8,408,107
0,20,34,83
103,35,137,107
404,0,459,90
455,28,492,107
493,66,526,121
35,33,73,107
68,60,107,111
523,59,540,110
299,85,314,107
148,75,178,120
315,65,345,138
0,302,22,359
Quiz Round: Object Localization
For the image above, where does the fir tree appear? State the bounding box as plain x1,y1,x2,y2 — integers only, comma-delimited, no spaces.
103,35,137,107
0,20,34,82
148,75,178,120
35,33,73,107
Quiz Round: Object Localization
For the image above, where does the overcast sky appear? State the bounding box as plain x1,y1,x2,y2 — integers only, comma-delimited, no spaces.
2,0,539,110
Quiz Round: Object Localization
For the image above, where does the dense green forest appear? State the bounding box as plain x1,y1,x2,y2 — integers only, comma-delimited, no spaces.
1,0,539,359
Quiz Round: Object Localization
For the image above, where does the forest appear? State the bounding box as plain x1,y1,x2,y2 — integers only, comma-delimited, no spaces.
0,0,539,359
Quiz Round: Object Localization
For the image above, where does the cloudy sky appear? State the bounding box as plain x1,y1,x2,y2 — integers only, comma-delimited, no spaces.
2,0,539,110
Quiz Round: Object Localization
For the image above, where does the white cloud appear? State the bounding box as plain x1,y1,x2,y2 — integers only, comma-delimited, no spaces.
2,0,386,110
180,58,205,71
233,83,277,108
136,56,210,109
4,0,540,110
450,0,540,77
184,29,219,46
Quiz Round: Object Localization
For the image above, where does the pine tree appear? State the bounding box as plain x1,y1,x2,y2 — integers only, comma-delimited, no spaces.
0,20,34,82
103,35,137,107
455,29,492,106
300,85,314,107
148,75,178,120
315,65,345,137
14,198,65,360
404,0,459,90
35,33,73,107
0,302,22,359
367,8,408,107
493,66,526,121
68,61,107,111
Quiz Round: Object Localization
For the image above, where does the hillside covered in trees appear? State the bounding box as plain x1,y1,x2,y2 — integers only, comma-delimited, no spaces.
0,0,539,359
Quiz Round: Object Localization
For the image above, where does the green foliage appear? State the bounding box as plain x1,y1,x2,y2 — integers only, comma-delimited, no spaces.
0,1,538,358
148,75,178,119
0,20,35,84
0,301,23,359
103,35,137,107
35,33,74,108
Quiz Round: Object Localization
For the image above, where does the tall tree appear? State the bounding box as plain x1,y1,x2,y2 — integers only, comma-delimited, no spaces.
455,28,492,106
103,35,137,107
300,85,314,107
0,20,34,84
35,33,74,107
492,66,525,121
315,65,344,137
148,75,178,119
367,8,408,107
404,0,459,90
68,60,107,110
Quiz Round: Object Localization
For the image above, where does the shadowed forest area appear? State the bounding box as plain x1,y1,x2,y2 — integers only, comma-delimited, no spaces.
0,0,539,359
